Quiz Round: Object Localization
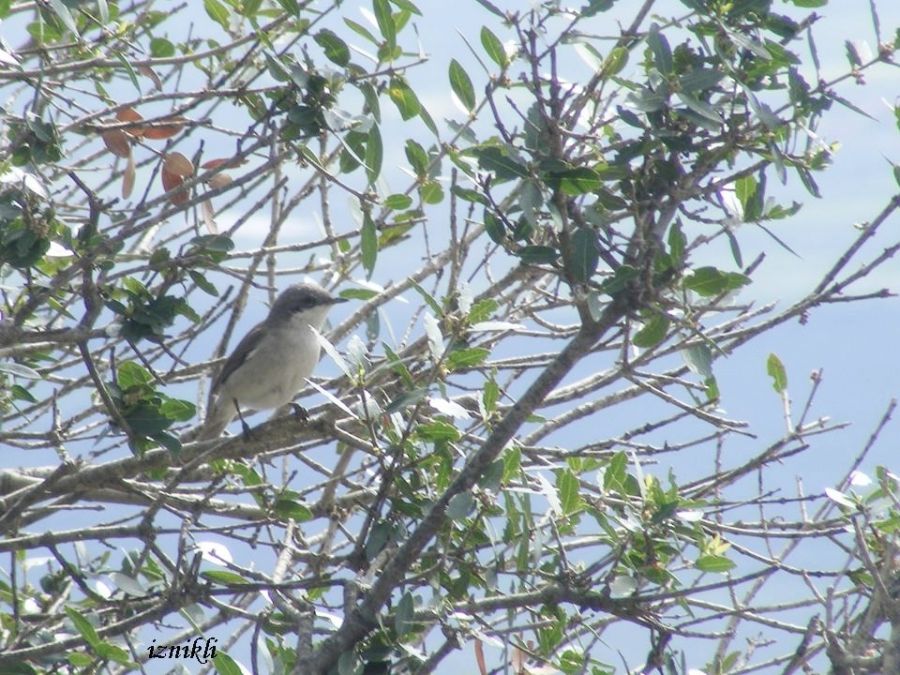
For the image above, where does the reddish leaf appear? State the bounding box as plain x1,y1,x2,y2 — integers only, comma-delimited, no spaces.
116,107,144,137
474,640,487,675
101,129,131,158
161,167,188,205
202,157,248,169
142,117,187,140
206,173,232,190
138,65,162,91
122,153,136,199
164,152,194,177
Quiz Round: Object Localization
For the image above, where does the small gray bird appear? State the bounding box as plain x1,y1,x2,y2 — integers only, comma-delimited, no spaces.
198,283,347,440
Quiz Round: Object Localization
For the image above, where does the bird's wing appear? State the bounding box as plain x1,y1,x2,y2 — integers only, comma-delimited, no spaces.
210,321,266,395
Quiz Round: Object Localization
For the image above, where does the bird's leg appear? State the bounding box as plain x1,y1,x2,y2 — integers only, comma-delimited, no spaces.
233,398,252,439
289,402,309,423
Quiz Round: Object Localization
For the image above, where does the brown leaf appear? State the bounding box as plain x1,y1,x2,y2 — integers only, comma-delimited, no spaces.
116,107,144,137
122,153,136,199
143,117,187,140
201,157,247,170
138,65,162,91
511,645,525,674
163,152,194,177
101,129,132,158
200,199,218,234
161,167,188,205
206,173,233,190
116,107,143,123
474,640,487,675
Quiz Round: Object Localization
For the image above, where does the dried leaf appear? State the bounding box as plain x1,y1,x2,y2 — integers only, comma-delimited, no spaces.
138,65,162,91
122,153,136,199
202,157,247,169
200,199,218,233
101,129,131,158
206,173,232,190
474,641,487,675
163,152,194,177
143,117,187,140
161,167,188,205
511,645,525,674
116,107,144,137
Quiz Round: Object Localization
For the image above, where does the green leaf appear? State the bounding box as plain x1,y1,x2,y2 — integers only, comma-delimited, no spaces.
647,24,672,74
668,221,685,264
204,0,230,32
10,384,36,403
48,0,79,37
517,245,558,265
480,26,507,67
118,361,152,389
633,313,670,348
149,37,175,58
483,378,500,414
475,146,529,180
384,387,428,414
547,167,601,195
388,77,420,119
410,281,443,315
603,451,628,492
340,288,379,302
484,210,505,243
274,497,313,521
683,267,749,296
202,570,249,585
449,59,477,112
695,554,736,573
404,139,428,176
418,420,460,442
190,270,219,296
314,29,350,67
384,193,413,210
734,175,758,221
468,298,497,323
451,186,487,204
679,68,724,93
365,124,383,185
676,92,722,125
0,362,41,379
160,398,196,422
395,591,416,636
447,347,490,370
372,0,396,48
600,264,639,295
66,607,100,648
683,344,714,380
796,167,821,198
557,469,583,516
213,652,243,675
241,0,263,17
766,353,788,393
95,642,131,665
446,492,475,519
419,180,444,204
583,0,614,15
599,46,628,79
361,212,377,276
566,227,600,282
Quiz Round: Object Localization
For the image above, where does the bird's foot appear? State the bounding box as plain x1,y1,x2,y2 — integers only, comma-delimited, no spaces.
290,403,310,423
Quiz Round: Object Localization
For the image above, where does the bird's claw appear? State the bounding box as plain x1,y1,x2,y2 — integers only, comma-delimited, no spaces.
290,403,309,423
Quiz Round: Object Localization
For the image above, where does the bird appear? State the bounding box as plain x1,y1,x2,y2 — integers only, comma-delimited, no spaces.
198,282,347,440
